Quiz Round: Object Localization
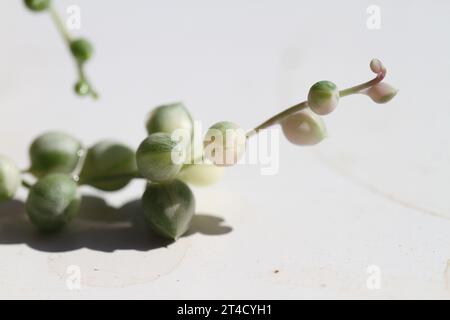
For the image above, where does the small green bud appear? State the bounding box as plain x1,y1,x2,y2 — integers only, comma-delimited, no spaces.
145,102,193,137
29,131,83,177
142,179,195,240
177,163,224,187
281,111,327,146
26,173,80,233
70,38,94,63
24,0,50,12
307,80,340,115
203,121,246,166
79,140,137,191
136,133,184,182
365,82,398,104
74,80,90,96
0,156,21,203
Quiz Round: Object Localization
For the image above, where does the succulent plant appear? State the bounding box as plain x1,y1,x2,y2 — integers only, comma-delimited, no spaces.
5,44,397,240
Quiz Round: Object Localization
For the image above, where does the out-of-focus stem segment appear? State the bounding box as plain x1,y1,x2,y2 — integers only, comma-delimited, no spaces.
49,5,98,99
49,5,72,44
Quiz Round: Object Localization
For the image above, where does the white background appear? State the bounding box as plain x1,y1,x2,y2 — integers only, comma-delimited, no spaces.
0,0,449,299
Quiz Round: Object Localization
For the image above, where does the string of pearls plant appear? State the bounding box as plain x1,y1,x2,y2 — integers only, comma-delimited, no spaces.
24,0,98,98
0,51,397,239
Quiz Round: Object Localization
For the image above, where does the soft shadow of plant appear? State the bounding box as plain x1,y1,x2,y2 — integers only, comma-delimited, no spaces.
0,196,232,253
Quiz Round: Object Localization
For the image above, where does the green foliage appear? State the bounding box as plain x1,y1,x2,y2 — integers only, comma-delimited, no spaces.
136,133,184,182
24,0,50,12
29,131,82,177
26,173,80,232
79,141,137,191
70,38,94,63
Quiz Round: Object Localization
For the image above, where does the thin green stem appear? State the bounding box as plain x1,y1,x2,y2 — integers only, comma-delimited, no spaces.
76,62,99,99
246,101,308,138
49,5,72,45
339,71,386,97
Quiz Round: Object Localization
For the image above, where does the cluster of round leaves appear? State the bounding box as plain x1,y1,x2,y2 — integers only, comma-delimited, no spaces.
12,132,138,234
136,103,236,240
0,103,234,240
149,63,399,235
0,57,397,239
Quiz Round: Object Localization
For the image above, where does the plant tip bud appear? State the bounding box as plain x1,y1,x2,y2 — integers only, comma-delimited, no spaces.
370,58,386,74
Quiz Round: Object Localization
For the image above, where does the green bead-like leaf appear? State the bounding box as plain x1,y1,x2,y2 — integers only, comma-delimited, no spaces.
136,133,183,182
203,121,246,166
74,80,90,96
145,102,193,137
178,163,224,186
281,111,327,146
70,38,94,63
79,140,137,191
307,80,339,115
142,179,195,240
29,131,82,178
24,0,50,12
0,155,21,203
26,173,80,233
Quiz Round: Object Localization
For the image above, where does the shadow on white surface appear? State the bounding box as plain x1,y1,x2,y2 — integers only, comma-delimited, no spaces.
0,196,232,253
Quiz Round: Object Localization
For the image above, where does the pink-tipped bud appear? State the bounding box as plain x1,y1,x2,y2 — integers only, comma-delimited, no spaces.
281,111,327,146
370,58,386,74
365,82,398,104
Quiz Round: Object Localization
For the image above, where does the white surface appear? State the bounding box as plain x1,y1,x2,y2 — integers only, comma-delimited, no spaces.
1,0,449,299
